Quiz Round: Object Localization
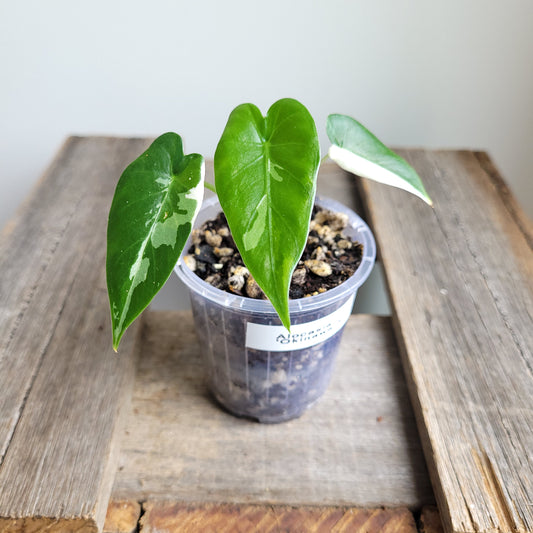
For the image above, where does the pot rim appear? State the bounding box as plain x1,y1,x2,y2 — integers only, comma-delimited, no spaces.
174,195,376,314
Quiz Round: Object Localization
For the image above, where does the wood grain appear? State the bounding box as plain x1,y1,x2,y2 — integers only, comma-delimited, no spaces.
472,151,533,250
357,150,533,533
112,310,433,508
140,502,418,533
0,137,148,531
103,501,141,533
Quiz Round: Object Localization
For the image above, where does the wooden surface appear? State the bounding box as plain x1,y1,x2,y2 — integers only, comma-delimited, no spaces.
140,502,418,533
358,150,533,533
111,311,433,508
103,499,444,533
103,501,140,533
3,138,529,532
0,138,147,531
420,507,445,533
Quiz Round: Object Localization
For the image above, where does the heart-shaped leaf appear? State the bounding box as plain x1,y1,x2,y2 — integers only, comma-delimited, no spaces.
107,133,204,350
327,114,432,205
214,98,320,330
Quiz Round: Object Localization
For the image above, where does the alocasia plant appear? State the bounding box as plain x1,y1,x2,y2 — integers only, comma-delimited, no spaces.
107,98,431,350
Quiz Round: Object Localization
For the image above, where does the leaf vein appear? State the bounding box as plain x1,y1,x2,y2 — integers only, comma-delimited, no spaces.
268,110,301,137
228,154,264,182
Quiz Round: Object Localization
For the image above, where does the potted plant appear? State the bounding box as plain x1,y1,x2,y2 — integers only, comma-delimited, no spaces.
106,98,431,422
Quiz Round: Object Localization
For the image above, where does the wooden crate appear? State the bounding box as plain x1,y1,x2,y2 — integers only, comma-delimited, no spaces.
0,138,531,533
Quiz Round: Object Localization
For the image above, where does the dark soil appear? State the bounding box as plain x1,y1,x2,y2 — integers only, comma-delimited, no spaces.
184,205,363,299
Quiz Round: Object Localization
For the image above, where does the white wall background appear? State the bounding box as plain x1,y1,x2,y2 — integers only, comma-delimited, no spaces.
1,0,532,313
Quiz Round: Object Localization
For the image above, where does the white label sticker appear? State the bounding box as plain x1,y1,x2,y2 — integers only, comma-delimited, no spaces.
245,295,355,352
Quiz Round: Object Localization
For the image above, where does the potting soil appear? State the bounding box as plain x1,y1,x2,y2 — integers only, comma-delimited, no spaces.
184,205,364,299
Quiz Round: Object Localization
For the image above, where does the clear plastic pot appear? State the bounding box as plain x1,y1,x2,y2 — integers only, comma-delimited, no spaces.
175,196,376,423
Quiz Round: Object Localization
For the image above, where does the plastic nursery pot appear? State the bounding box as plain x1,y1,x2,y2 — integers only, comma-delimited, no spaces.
175,196,376,423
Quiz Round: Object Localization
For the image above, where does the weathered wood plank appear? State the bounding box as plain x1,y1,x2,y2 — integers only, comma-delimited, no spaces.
357,150,533,533
0,137,147,531
140,502,418,533
472,151,533,250
112,310,433,508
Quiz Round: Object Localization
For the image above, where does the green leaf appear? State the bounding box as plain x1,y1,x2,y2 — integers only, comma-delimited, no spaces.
327,114,432,205
214,98,320,330
107,133,204,350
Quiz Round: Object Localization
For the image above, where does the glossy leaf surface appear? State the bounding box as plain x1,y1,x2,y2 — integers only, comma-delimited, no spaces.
215,99,320,329
107,133,204,350
327,114,432,205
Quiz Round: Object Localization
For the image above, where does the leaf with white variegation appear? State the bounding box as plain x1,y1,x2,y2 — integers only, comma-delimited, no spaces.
107,133,204,350
215,98,320,330
327,114,432,205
